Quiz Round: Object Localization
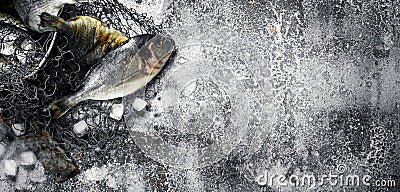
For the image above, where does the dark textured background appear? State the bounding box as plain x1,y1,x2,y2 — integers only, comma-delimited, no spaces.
0,0,399,191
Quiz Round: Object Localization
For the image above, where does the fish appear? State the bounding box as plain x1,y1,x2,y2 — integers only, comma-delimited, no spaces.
13,0,76,33
0,121,79,183
49,34,175,119
39,12,128,66
22,129,80,183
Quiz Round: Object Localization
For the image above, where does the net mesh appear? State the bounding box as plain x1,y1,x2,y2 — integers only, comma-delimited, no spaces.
0,0,162,158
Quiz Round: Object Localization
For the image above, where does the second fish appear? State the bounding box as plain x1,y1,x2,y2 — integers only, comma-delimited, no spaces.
49,34,176,119
39,12,128,66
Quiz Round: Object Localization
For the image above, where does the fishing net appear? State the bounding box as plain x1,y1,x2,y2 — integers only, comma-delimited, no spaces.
0,19,55,130
0,0,162,166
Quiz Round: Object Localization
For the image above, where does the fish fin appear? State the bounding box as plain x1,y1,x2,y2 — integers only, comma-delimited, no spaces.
113,70,145,88
48,97,77,119
115,70,157,93
39,12,65,31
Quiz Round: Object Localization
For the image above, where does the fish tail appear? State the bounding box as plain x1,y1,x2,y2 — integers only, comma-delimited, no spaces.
39,12,65,31
48,97,77,119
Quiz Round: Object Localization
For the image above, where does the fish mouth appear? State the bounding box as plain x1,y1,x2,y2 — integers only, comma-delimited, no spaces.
155,35,176,67
153,49,174,70
160,50,174,63
162,37,175,49
158,35,176,51
146,45,175,78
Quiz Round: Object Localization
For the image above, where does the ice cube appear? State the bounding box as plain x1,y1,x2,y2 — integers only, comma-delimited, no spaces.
73,120,88,137
84,166,109,181
4,160,18,176
0,143,7,158
11,124,25,136
132,98,147,111
20,151,36,166
110,104,124,120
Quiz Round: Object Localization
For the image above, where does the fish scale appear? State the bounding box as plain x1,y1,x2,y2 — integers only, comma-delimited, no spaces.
40,13,128,66
68,16,128,50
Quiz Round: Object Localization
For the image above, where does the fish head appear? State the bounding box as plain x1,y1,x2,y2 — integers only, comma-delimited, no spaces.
138,34,175,74
150,34,176,58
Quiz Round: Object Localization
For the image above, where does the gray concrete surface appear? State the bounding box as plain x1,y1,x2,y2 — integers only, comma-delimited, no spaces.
0,0,399,191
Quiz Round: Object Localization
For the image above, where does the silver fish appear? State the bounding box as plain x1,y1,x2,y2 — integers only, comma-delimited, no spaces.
13,0,76,33
49,34,175,118
0,121,79,183
22,129,80,183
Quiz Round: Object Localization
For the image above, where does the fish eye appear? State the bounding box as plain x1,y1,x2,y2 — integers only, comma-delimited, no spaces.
156,41,163,48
